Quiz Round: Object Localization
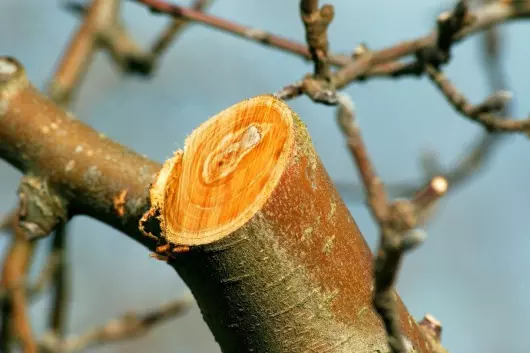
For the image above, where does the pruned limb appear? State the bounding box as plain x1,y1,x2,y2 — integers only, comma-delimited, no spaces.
1,58,444,353
39,296,193,353
140,95,439,352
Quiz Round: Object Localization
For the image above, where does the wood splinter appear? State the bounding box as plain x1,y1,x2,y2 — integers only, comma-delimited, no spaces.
140,95,436,352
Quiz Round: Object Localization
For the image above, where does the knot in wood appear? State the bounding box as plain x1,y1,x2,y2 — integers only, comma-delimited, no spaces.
17,176,68,240
202,124,264,185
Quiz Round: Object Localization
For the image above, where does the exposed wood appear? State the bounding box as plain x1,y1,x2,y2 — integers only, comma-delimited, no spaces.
147,96,293,246
143,96,438,352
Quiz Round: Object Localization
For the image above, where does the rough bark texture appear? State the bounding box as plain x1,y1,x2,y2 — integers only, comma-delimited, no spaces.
143,96,437,352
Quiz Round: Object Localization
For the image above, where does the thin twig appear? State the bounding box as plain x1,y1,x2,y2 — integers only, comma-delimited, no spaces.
332,1,530,88
151,0,214,56
334,1,512,204
29,252,62,301
49,0,154,105
336,93,448,353
1,209,38,353
48,223,69,339
274,81,304,101
336,94,389,221
425,65,529,133
131,0,350,67
416,0,512,197
0,250,61,303
48,0,114,105
39,296,194,353
0,175,68,352
132,0,530,92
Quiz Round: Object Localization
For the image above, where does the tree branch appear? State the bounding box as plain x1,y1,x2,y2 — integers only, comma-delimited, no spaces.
0,57,159,250
332,1,530,88
49,0,154,105
1,216,37,353
1,59,441,352
130,0,350,67
150,0,215,57
39,296,193,353
300,0,334,79
48,224,69,339
0,247,62,303
130,0,530,92
425,64,530,133
2,0,522,352
336,93,448,353
332,1,512,205
0,174,68,352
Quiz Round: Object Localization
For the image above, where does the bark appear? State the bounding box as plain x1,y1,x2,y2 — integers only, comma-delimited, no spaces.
0,57,439,353
0,57,158,251
142,96,438,352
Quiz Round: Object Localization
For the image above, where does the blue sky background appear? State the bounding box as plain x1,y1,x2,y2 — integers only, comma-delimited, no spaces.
1,1,530,352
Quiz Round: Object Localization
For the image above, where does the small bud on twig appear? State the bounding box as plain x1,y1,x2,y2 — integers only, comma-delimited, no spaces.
419,313,443,342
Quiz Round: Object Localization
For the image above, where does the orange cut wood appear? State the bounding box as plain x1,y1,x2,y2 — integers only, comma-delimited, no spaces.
150,96,295,246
